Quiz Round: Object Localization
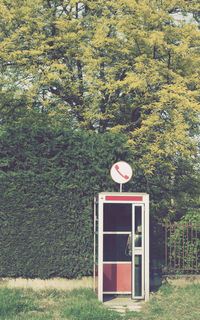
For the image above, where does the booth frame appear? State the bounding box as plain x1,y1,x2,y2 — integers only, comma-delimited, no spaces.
94,192,149,302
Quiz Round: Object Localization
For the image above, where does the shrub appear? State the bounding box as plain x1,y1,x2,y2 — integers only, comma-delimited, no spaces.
0,124,134,278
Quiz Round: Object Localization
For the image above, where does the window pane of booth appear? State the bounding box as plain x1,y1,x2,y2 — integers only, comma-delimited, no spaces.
135,206,142,247
134,255,142,296
104,204,132,232
103,234,131,262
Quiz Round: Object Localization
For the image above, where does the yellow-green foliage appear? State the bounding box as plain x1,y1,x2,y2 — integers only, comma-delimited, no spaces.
0,0,200,174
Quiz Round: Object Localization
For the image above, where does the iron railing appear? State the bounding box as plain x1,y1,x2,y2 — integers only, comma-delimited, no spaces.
163,224,200,273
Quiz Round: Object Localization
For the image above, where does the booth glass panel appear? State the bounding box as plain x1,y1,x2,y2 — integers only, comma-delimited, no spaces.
103,204,132,232
103,234,131,262
134,255,142,297
135,206,142,247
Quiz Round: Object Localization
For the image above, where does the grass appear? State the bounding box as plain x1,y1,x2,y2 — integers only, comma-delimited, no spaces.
136,284,200,320
0,287,39,319
0,285,200,320
0,287,121,320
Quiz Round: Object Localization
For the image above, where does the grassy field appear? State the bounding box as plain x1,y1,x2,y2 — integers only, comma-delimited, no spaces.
0,284,200,320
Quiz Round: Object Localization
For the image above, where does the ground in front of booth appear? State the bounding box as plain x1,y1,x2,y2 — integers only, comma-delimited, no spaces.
1,279,200,320
104,295,144,313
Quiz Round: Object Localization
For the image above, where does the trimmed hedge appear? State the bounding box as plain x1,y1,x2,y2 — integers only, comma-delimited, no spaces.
0,124,134,279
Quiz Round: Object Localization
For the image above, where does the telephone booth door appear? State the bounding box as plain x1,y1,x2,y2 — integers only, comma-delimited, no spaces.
94,193,149,302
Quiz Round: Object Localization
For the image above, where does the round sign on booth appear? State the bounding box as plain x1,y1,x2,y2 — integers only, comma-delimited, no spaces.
110,161,133,184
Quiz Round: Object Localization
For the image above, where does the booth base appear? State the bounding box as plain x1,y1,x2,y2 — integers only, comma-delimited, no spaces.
104,295,144,313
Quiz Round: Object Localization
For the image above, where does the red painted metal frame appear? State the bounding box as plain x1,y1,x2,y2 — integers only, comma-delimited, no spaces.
105,196,143,202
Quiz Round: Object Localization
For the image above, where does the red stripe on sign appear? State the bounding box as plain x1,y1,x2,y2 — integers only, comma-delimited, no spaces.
105,196,143,201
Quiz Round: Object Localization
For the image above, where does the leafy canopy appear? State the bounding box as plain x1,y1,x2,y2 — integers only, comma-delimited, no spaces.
0,0,199,175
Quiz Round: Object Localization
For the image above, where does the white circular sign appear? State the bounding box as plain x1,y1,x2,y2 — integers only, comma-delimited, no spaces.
110,161,133,184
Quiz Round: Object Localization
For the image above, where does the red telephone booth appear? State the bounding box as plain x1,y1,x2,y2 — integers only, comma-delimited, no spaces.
94,192,149,302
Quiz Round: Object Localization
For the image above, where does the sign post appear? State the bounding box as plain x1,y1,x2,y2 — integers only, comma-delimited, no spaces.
110,161,133,192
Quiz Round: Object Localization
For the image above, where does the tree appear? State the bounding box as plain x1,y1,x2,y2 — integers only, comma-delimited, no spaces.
0,1,199,129
0,0,200,220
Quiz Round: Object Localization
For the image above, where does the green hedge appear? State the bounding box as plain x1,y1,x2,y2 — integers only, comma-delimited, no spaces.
0,124,134,279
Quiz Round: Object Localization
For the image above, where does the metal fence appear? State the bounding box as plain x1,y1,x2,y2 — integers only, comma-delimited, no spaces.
163,224,200,273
